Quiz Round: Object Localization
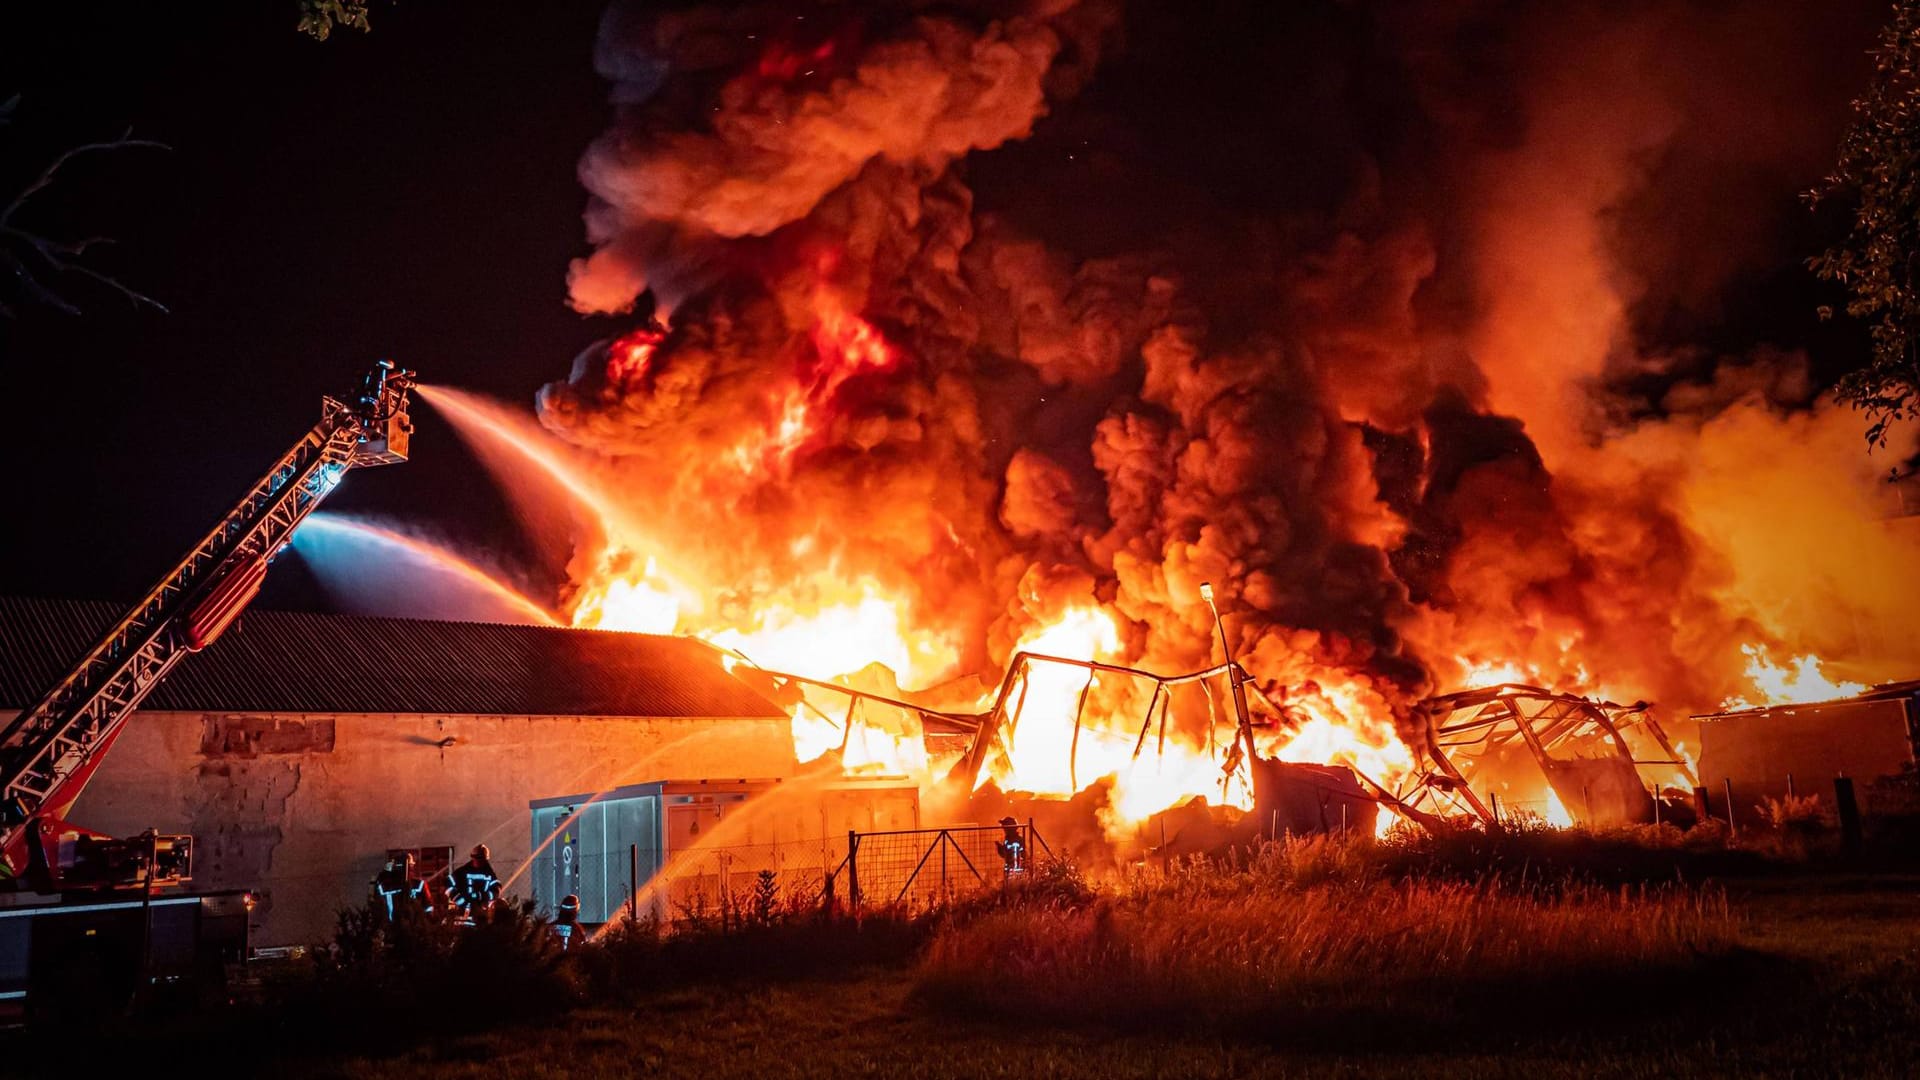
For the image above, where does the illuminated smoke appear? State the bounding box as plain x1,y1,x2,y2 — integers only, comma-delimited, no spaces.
491,1,1920,824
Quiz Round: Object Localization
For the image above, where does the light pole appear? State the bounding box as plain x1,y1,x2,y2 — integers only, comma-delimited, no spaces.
1199,581,1257,777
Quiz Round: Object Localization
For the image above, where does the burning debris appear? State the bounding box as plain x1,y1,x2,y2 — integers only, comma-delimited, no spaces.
380,0,1920,845
1401,685,1696,829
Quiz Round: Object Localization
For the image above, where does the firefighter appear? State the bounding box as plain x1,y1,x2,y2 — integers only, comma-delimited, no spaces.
448,843,502,922
553,893,581,950
994,816,1027,876
372,852,430,921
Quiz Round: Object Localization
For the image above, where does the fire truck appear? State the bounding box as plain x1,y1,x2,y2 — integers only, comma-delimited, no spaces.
0,361,416,1020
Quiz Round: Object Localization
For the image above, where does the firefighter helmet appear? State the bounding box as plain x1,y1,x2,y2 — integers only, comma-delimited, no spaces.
471,843,490,860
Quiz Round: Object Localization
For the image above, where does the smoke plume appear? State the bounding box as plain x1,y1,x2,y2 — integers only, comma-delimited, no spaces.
535,0,1919,761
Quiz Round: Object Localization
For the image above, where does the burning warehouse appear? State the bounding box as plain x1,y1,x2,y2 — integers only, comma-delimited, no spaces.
5,0,1920,1024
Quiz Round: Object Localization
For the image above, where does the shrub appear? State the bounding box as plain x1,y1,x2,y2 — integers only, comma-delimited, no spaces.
1755,793,1829,860
301,900,578,1041
1758,793,1827,831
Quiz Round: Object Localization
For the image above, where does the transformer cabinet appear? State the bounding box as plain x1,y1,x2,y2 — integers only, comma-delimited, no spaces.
529,776,919,925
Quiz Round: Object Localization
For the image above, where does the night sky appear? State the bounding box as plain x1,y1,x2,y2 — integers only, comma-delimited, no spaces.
0,0,1888,613
0,1,607,608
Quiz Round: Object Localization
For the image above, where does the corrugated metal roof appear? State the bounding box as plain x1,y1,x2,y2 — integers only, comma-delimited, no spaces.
0,596,785,719
1692,679,1920,722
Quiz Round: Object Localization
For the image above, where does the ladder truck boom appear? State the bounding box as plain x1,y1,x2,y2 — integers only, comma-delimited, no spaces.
0,360,416,882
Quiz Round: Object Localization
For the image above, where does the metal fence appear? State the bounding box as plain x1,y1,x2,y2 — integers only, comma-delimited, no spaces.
531,823,1055,925
651,838,844,919
829,822,1051,911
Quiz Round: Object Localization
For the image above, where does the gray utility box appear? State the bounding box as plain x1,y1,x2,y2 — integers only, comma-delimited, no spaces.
529,776,919,924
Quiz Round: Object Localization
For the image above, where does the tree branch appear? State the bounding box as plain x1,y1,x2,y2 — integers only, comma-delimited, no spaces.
2,226,167,314
0,130,169,228
1,122,171,317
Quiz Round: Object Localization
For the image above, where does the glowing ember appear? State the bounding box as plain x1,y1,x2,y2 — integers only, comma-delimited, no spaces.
1723,644,1867,709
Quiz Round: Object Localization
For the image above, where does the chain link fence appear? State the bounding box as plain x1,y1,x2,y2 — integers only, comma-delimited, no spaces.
532,823,1052,924
830,823,1050,911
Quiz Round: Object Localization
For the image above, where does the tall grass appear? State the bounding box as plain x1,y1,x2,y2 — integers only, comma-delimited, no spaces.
918,839,1740,1040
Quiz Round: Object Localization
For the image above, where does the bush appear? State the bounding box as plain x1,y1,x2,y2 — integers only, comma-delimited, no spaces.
1758,793,1827,831
1754,793,1829,860
298,900,579,1042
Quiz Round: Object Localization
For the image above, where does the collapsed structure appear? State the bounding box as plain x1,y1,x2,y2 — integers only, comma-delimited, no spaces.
8,590,1918,947
1400,685,1696,827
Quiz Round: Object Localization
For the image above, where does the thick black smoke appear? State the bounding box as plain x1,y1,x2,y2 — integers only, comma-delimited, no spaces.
538,0,1914,742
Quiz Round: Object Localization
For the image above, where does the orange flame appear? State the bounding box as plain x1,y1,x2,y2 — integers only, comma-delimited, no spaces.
1722,644,1867,709
605,326,663,386
422,376,1430,837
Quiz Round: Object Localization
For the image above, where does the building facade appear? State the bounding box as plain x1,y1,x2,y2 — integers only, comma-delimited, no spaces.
0,597,793,945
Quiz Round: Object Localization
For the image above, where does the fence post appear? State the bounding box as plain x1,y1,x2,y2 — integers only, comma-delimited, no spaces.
847,830,861,910
1787,773,1796,798
1835,776,1862,857
1693,786,1711,822
629,843,639,924
940,831,949,900
1723,778,1738,838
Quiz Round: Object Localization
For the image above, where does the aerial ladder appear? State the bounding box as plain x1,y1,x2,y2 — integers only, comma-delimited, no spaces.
0,360,416,890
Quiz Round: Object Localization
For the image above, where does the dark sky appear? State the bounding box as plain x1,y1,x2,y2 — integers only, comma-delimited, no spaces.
0,0,1889,614
0,0,607,607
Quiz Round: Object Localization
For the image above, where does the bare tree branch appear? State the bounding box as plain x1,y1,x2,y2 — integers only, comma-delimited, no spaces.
0,130,169,228
1,122,171,317
1,226,167,314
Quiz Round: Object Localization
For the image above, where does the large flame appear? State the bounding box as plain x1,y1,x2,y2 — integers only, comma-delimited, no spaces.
1722,644,1868,710
414,1,1920,849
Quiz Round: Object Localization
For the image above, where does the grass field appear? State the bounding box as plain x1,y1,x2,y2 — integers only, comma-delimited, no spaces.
279,876,1918,1080
7,835,1915,1079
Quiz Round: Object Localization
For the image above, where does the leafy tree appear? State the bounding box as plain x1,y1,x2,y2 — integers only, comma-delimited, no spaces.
297,1,382,42
1809,1,1920,446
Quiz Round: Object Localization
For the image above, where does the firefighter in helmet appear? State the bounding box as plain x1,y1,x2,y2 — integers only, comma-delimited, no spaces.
994,816,1027,876
372,851,431,921
448,843,502,923
553,893,581,950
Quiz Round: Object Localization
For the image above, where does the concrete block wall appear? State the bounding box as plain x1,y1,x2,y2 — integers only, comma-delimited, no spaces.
75,710,796,945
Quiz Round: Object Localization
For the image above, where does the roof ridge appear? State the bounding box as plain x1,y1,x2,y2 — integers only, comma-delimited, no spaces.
0,595,785,720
